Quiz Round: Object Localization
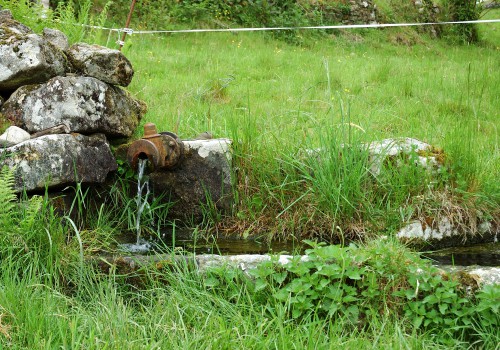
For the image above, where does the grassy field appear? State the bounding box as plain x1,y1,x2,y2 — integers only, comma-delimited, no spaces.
122,14,499,239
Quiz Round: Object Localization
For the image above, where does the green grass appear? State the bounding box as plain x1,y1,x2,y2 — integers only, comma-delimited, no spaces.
0,263,442,348
118,13,500,238
1,4,499,348
2,1,498,239
0,232,497,349
0,164,497,349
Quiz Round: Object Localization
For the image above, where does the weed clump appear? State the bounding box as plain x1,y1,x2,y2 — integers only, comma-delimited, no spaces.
203,239,500,347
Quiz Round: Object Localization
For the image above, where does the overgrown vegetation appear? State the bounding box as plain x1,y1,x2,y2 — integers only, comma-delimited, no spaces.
2,0,497,240
33,0,485,44
441,0,481,43
0,171,498,347
0,0,111,43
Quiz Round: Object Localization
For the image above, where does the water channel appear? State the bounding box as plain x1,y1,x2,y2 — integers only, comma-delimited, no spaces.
118,228,499,267
118,158,498,267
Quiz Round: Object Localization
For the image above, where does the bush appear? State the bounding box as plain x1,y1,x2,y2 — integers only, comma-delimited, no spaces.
440,0,480,43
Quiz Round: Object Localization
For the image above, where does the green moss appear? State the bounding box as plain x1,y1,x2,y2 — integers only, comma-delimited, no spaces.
0,113,12,134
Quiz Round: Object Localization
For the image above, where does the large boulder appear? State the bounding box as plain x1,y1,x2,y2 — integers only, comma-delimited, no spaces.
67,43,134,87
1,76,146,137
0,20,67,91
0,133,117,192
148,138,233,222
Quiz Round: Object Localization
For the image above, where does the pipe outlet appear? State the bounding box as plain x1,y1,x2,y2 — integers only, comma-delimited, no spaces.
127,123,183,171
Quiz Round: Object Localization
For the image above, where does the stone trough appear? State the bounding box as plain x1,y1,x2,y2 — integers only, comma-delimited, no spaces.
101,252,500,287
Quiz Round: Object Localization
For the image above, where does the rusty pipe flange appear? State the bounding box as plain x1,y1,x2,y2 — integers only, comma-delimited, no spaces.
143,122,161,139
160,133,183,169
127,139,161,170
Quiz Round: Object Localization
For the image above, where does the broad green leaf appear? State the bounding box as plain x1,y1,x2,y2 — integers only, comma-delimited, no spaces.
422,294,438,304
413,316,424,328
203,276,220,288
345,268,363,280
254,278,268,292
439,303,449,315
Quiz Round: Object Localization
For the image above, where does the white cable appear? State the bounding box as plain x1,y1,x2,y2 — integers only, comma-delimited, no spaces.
130,19,500,35
25,15,500,36
120,28,134,34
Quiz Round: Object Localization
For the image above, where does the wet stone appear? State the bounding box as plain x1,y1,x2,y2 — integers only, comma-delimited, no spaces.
397,219,498,249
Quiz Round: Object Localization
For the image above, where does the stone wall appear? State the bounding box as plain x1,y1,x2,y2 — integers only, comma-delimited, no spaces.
0,10,232,224
303,0,441,29
305,0,379,25
0,9,145,192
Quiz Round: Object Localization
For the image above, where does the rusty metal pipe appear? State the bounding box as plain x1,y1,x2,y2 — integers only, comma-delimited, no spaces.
127,139,160,170
127,123,183,171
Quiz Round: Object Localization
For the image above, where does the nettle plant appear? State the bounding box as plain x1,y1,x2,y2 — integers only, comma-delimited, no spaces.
203,240,499,339
248,240,423,323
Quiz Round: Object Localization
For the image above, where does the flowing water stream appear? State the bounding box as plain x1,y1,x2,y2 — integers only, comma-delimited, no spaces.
117,159,499,265
422,242,500,267
135,158,150,244
119,158,153,253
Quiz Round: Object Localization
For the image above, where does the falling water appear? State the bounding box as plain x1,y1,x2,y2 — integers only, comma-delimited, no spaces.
117,158,153,253
135,158,150,244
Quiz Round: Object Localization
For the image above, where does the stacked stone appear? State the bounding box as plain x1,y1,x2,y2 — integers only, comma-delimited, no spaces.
314,0,378,26
0,9,146,192
347,0,378,25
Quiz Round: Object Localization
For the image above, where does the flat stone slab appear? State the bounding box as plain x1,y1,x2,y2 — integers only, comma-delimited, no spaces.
397,219,498,248
439,266,500,287
0,133,117,192
105,253,499,287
